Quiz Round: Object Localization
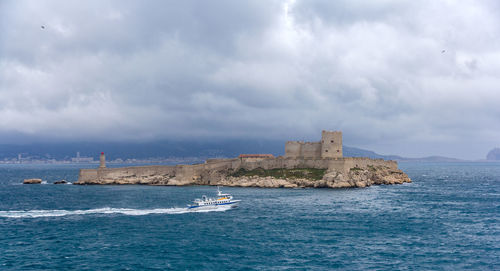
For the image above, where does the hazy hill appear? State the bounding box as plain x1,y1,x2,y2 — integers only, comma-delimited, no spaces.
343,146,464,162
486,148,500,160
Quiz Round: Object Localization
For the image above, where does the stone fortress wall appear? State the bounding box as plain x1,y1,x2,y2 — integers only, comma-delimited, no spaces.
285,131,342,159
78,131,397,183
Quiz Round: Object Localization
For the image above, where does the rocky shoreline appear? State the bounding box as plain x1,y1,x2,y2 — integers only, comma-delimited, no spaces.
75,165,411,188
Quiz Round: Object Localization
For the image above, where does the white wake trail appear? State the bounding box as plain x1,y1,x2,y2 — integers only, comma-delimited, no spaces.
0,206,231,218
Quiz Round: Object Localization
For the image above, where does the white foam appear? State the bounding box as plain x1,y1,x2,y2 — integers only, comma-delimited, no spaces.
0,205,231,218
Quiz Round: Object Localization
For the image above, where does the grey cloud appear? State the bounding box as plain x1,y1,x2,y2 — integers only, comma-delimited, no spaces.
1,0,500,159
292,0,413,25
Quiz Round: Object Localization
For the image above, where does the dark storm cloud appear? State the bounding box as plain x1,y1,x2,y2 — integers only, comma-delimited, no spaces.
1,0,500,159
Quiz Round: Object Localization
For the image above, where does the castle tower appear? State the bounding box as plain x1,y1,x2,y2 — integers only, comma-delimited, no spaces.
99,152,106,168
320,130,342,158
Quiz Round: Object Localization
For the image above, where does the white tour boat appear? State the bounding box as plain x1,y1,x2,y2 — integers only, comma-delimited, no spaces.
188,187,240,210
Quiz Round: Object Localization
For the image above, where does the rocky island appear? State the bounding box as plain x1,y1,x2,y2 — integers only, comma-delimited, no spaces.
75,131,411,188
486,148,500,161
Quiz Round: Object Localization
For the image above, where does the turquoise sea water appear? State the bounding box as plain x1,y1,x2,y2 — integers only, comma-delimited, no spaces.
0,162,499,270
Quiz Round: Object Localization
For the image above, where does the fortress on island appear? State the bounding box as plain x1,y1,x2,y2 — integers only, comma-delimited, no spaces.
76,130,411,188
285,130,343,159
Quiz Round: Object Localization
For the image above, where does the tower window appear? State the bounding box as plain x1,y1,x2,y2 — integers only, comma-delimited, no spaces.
325,150,328,152
331,140,334,143
337,150,340,152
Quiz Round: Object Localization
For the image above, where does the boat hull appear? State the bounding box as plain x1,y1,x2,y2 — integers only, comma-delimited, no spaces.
187,201,240,210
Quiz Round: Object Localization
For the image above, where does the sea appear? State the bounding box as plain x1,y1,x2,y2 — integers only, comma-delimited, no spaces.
0,162,499,270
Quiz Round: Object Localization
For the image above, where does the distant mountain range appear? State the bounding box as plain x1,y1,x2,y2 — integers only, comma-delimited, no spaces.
343,146,465,162
0,140,468,162
0,140,284,160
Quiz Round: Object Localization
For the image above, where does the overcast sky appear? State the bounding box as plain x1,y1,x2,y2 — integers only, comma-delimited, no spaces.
1,0,499,159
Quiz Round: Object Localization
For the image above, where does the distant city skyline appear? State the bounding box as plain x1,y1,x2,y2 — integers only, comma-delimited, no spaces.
1,1,500,160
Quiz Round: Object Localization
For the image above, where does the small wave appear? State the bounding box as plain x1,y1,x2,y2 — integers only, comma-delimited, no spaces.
0,206,231,218
41,181,48,184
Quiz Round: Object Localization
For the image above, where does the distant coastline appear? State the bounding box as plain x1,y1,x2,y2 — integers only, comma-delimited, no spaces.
3,155,498,165
2,134,494,165
1,148,491,165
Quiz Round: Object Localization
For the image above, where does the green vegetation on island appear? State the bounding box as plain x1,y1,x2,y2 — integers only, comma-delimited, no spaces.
230,167,326,181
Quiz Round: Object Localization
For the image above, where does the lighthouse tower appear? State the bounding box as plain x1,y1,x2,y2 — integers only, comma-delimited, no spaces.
99,152,106,168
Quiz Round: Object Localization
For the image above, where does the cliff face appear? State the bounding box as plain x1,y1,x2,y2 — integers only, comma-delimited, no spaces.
486,148,500,160
218,166,410,188
75,163,411,188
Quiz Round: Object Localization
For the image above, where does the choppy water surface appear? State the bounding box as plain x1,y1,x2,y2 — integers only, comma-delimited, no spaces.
0,162,499,270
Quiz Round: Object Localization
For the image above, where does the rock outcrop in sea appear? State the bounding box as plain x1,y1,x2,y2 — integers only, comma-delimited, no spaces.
23,178,42,184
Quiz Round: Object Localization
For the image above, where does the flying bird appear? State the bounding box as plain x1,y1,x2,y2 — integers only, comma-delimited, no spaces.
41,25,45,29
441,50,446,53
